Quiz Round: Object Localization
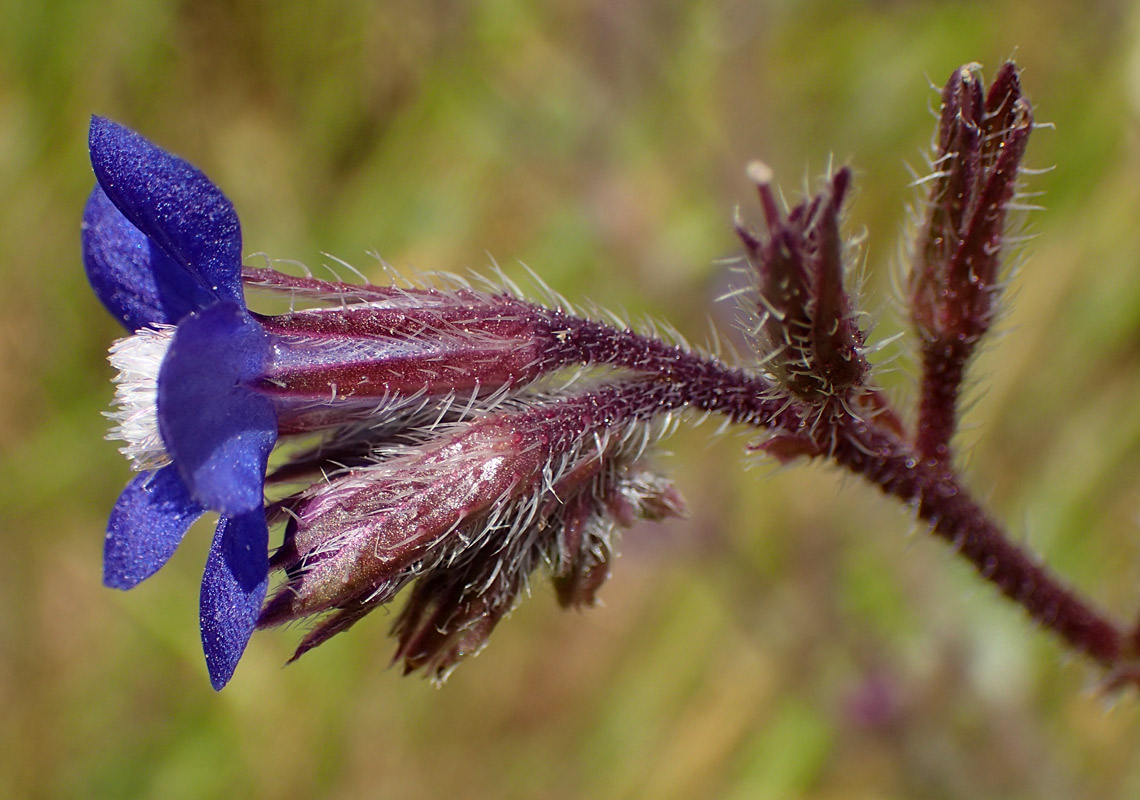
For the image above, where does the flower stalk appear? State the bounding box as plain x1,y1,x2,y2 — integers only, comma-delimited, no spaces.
910,62,1033,464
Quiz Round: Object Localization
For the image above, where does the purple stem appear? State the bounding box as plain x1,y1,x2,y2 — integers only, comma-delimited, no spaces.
558,322,1129,672
832,414,1125,669
915,337,971,464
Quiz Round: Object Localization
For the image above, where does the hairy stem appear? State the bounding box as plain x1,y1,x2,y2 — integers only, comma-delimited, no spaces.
915,337,971,464
832,414,1126,669
573,325,1130,673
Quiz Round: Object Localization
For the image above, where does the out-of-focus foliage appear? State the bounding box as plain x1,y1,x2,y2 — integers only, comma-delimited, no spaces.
2,1,1140,798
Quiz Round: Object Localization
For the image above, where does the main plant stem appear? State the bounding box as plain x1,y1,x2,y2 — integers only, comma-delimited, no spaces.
832,415,1127,669
565,321,1132,676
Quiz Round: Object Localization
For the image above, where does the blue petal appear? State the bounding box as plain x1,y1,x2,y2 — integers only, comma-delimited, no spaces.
82,185,216,330
104,465,205,589
88,116,244,309
200,510,269,690
157,302,276,514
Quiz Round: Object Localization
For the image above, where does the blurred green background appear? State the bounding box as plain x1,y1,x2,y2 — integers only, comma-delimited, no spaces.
3,1,1140,798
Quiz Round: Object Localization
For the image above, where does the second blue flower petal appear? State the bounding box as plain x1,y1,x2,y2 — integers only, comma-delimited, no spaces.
157,302,277,515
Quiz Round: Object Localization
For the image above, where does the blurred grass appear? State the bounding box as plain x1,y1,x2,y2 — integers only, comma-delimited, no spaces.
2,0,1140,798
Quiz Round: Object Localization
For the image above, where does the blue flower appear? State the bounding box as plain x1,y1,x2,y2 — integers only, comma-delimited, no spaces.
82,118,663,689
83,116,277,689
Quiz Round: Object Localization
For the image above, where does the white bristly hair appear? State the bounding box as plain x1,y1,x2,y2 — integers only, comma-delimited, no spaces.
105,325,175,471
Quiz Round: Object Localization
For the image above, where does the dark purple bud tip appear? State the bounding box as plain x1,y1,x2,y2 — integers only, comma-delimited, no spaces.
911,61,1033,345
391,575,510,680
737,162,868,402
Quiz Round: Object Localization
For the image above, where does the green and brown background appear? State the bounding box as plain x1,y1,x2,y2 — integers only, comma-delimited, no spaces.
2,2,1140,798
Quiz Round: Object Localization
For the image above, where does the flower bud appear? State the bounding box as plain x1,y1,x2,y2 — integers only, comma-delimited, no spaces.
910,62,1033,344
249,272,567,434
735,163,868,402
259,381,685,678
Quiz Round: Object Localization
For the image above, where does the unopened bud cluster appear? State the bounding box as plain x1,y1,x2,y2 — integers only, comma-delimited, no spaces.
735,164,869,406
261,382,685,678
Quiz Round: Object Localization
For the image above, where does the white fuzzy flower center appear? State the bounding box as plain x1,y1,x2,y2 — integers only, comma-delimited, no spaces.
106,325,175,472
